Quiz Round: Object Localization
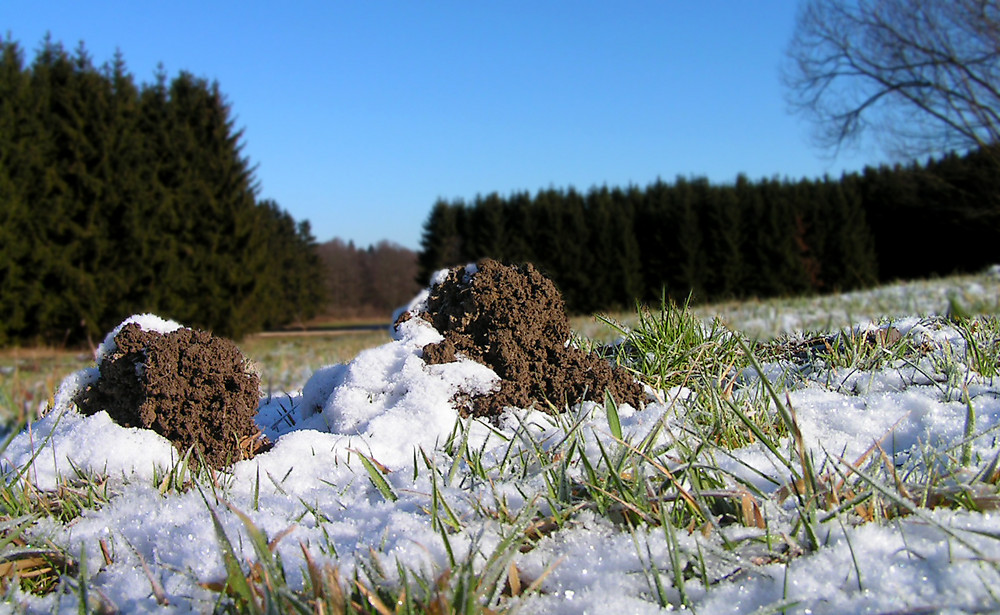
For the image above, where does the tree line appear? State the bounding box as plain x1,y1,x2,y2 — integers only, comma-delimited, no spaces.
314,239,419,321
418,145,1000,314
0,37,325,345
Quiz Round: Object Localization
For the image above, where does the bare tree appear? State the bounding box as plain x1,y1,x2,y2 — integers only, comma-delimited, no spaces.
315,238,420,320
784,0,1000,158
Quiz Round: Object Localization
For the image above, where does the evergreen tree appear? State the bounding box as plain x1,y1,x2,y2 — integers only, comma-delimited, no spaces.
635,179,675,303
503,191,535,264
584,186,617,310
702,182,744,299
820,175,879,290
0,38,35,343
552,188,593,312
417,199,463,284
468,192,506,260
738,175,782,297
0,37,325,344
611,185,644,306
670,176,707,300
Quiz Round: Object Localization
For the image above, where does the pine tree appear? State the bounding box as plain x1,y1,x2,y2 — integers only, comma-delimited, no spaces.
0,38,36,343
670,176,707,301
553,188,593,312
417,199,463,284
738,174,780,297
702,182,744,299
584,186,617,310
635,179,676,303
468,192,506,260
612,185,644,307
503,191,535,264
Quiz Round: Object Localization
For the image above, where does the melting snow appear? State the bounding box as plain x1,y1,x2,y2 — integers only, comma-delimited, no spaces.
4,282,1000,613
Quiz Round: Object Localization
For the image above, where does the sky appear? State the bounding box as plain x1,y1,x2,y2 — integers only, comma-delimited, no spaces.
2,1,887,250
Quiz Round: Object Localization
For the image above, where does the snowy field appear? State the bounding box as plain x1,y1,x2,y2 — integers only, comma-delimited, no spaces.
3,267,1000,613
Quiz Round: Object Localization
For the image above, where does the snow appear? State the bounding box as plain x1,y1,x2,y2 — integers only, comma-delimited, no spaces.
94,313,183,364
4,275,1000,613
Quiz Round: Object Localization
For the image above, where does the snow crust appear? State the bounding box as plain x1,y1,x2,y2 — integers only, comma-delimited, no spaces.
4,277,1000,613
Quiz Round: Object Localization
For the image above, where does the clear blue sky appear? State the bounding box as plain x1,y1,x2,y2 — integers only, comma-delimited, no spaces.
3,1,886,250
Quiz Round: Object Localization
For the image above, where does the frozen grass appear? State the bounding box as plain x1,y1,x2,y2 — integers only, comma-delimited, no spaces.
2,268,1000,612
0,331,389,430
241,330,390,398
0,350,93,430
573,267,1000,342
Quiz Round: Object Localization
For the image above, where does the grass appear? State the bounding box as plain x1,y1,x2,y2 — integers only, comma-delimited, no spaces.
573,267,1000,343
241,330,390,398
2,268,1000,611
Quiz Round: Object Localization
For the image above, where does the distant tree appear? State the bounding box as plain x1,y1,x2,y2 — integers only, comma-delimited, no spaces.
317,238,419,319
364,241,420,313
548,188,593,312
583,187,615,310
822,175,879,289
0,36,324,344
0,38,35,343
784,0,1000,158
417,199,463,285
468,193,506,260
702,183,745,299
635,179,676,303
610,186,644,307
317,238,363,315
243,202,326,330
503,191,535,263
670,177,708,300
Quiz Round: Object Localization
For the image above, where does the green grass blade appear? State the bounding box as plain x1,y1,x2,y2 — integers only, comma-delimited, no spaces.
605,390,623,440
354,450,398,502
206,504,258,612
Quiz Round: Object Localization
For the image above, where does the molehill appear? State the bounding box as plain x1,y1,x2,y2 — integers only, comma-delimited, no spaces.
412,259,644,420
76,323,263,469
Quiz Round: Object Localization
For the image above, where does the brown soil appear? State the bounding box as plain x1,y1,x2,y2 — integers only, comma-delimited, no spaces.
413,259,644,420
76,324,263,469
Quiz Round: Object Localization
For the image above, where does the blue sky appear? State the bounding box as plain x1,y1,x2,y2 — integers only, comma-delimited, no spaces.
3,1,886,250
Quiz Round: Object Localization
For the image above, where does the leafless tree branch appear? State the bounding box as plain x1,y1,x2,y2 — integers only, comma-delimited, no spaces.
784,0,1000,159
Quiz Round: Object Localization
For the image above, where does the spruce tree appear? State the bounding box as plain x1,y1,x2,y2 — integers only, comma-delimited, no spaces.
636,179,675,303
503,191,535,264
417,199,463,285
0,39,34,343
670,176,707,301
703,182,744,299
584,186,617,311
612,186,645,307
468,192,506,260
823,175,879,289
0,37,326,343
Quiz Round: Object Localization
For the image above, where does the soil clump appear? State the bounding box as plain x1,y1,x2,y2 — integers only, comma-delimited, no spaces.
76,324,263,469
414,259,644,420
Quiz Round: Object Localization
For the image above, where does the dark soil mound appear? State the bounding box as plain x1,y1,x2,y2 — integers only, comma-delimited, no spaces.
76,323,263,469
415,259,644,420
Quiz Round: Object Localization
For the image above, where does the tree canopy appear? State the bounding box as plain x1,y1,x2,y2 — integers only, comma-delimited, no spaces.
418,146,1000,314
0,36,324,345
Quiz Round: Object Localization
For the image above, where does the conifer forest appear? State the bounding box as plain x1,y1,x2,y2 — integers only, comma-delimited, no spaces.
418,148,1000,314
2,35,1000,345
0,38,324,345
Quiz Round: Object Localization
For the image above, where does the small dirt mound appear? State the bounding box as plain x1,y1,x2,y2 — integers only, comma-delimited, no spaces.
415,259,644,420
76,323,264,469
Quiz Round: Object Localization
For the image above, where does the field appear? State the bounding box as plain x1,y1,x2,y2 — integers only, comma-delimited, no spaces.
5,269,996,429
1,267,999,613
